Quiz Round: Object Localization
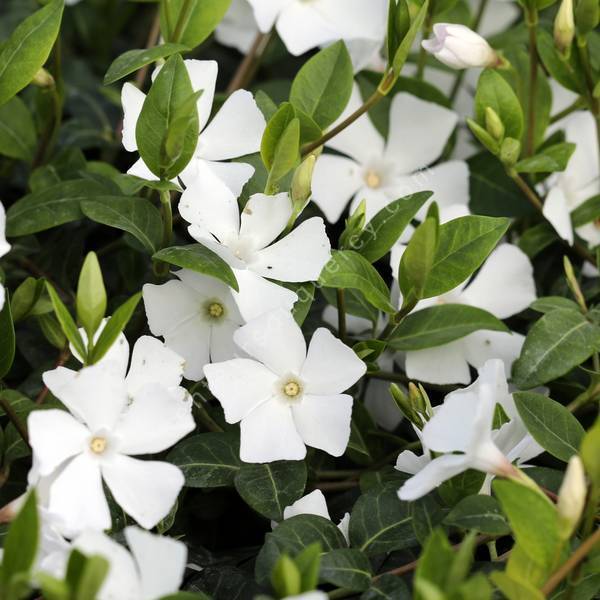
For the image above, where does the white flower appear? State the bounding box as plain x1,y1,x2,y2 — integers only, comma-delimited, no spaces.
397,359,542,501
215,0,259,53
284,593,328,600
179,177,331,321
421,23,499,69
0,202,10,311
246,0,387,56
312,85,469,223
143,269,244,381
390,243,537,385
542,111,600,247
73,526,187,600
121,59,265,195
204,309,365,463
27,337,195,534
280,489,350,543
557,456,586,536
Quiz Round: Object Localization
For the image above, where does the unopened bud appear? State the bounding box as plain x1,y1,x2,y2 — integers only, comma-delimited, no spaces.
390,383,423,428
557,456,587,538
563,255,587,312
31,68,55,88
554,0,575,54
499,137,521,167
340,199,366,250
485,107,505,142
291,154,316,218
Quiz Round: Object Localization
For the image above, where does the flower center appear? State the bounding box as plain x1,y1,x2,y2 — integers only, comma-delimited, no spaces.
206,301,224,319
283,381,301,397
90,436,107,454
365,170,381,189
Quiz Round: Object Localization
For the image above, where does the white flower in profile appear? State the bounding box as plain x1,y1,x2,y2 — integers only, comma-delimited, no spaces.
312,85,469,223
179,174,331,321
204,309,366,463
73,527,187,600
390,243,537,385
542,111,600,246
281,490,350,543
421,24,500,69
246,0,387,56
144,269,244,381
121,59,265,195
27,337,195,535
284,593,328,600
0,202,10,310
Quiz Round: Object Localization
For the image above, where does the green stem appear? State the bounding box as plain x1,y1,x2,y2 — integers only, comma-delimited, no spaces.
159,189,173,249
550,97,586,123
170,0,194,43
336,289,347,342
0,394,30,449
226,31,273,94
525,6,539,156
416,0,436,80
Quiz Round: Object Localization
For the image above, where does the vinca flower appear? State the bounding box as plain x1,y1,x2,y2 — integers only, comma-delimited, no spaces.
421,24,500,69
179,174,331,321
0,202,10,311
122,59,265,194
391,243,537,385
144,269,244,381
73,527,187,600
312,85,469,223
27,337,194,534
285,594,327,600
204,309,366,463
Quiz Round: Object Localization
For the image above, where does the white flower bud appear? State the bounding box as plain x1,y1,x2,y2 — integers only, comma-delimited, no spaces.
554,0,575,54
421,23,500,69
557,456,587,537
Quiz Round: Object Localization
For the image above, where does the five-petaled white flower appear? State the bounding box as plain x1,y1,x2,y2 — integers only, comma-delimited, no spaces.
73,526,187,600
390,243,537,385
246,0,387,57
0,202,10,311
421,24,500,70
542,111,600,247
312,85,469,223
121,59,265,195
204,309,366,463
179,174,331,321
28,336,195,535
397,359,542,500
144,269,244,381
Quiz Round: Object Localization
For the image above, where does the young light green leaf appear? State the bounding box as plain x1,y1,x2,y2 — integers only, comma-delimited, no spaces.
261,103,296,170
76,252,106,341
0,97,36,162
389,0,429,82
387,0,410,62
514,142,575,173
271,555,301,598
45,283,86,360
265,117,300,194
0,295,15,379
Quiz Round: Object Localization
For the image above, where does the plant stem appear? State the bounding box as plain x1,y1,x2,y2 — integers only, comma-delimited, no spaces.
171,0,194,44
0,394,30,449
550,97,586,124
416,0,436,80
135,9,162,89
525,6,539,156
226,31,273,94
159,189,173,249
337,289,347,342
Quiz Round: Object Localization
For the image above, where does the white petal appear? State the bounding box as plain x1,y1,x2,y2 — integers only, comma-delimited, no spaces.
47,454,111,535
102,455,184,529
318,0,387,41
0,202,10,259
276,2,338,55
386,94,458,173
232,268,298,321
365,379,404,431
42,363,128,432
196,90,265,161
292,394,353,457
210,320,241,363
204,358,278,423
28,410,89,476
395,449,431,475
398,454,470,500
121,83,145,152
184,59,218,131
215,0,259,53
337,513,350,544
162,317,211,381
233,308,306,376
461,244,536,318
462,330,525,375
125,527,187,599
301,328,365,394
283,489,330,520
246,0,290,31
201,160,256,197
312,155,363,223
252,217,331,281
405,340,472,385
72,320,130,377
240,193,293,250
240,399,306,462
543,185,574,245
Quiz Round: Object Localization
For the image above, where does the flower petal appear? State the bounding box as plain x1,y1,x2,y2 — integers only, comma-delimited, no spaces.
184,59,218,131
240,193,293,250
283,489,329,520
405,339,472,385
462,330,525,375
0,202,11,259
246,0,291,31
276,2,338,55
543,185,574,245
121,83,145,152
395,449,431,475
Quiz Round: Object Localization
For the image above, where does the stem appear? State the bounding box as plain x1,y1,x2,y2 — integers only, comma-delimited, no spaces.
550,97,586,124
159,189,173,249
313,480,360,492
226,31,273,94
336,289,347,342
192,399,224,433
0,395,30,449
170,0,194,44
134,9,162,90
542,527,600,596
525,6,539,156
416,0,436,80
316,469,361,480
36,349,70,405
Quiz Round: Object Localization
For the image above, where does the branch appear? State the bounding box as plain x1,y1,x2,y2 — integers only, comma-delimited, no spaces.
226,31,273,94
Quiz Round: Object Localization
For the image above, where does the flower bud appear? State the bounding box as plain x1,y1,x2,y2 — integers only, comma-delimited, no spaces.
554,0,575,55
499,137,521,167
390,383,423,428
557,456,587,538
421,23,500,69
291,153,316,218
31,68,55,88
484,107,505,142
339,199,366,250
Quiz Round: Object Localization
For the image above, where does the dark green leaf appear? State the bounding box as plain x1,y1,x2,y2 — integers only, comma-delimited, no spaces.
0,97,36,161
319,549,372,592
445,495,510,535
571,194,600,228
46,283,86,360
0,295,15,379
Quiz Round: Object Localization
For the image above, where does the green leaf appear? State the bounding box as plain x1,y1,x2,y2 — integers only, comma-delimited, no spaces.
261,103,296,170
413,529,454,600
490,572,545,600
361,575,411,599
0,97,36,161
234,461,307,521
289,41,353,130
81,196,163,254
319,549,372,592
388,304,509,351
513,392,585,462
390,0,429,79
349,486,415,556
0,0,64,107
6,179,109,237
512,309,600,388
160,0,233,48
475,69,524,141
46,283,86,360
76,252,106,341
387,0,410,62
423,216,510,298
136,54,199,180
536,29,585,94
514,142,575,173
103,44,189,85
88,292,142,364
580,417,600,485
71,554,110,600
271,555,301,598
167,432,241,487
319,250,395,314
0,295,15,379
355,192,431,263
444,495,510,535
153,244,238,291
11,277,46,323
571,194,600,227
530,296,580,314
295,543,321,592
